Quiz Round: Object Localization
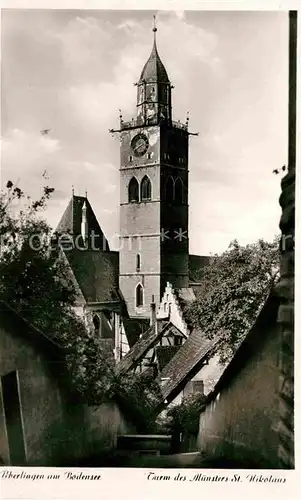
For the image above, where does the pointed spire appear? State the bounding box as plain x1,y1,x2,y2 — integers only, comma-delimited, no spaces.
138,16,169,84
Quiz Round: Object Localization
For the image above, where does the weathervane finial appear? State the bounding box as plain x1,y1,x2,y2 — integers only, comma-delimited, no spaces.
153,14,157,39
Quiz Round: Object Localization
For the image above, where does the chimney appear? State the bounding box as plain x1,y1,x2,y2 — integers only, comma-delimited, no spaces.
150,295,157,334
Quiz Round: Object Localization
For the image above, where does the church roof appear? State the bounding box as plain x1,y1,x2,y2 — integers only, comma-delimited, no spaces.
158,329,222,404
139,37,170,84
63,248,119,304
55,195,110,251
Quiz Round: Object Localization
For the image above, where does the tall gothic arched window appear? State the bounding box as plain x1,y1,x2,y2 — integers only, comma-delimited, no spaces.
141,175,152,201
136,283,144,307
128,177,139,203
174,177,183,204
164,176,174,202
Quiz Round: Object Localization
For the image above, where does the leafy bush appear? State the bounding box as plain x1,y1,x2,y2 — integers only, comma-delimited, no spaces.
185,238,280,364
165,393,207,436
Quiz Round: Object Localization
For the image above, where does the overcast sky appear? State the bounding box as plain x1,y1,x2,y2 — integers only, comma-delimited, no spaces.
1,9,289,255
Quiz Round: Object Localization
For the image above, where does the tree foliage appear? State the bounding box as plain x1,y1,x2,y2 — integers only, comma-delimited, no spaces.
0,181,161,419
165,393,207,436
0,181,77,337
185,238,280,364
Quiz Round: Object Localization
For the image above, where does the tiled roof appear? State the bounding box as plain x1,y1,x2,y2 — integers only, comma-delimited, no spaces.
158,329,222,403
117,321,170,375
59,249,86,306
63,248,119,303
55,195,110,251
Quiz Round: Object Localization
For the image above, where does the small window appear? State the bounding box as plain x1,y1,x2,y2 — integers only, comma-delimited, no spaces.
136,284,144,307
136,254,141,272
147,152,153,160
141,175,152,201
128,155,133,162
128,177,139,203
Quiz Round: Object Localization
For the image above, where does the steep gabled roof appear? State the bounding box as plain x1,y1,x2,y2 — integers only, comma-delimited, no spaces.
59,249,86,306
56,195,110,251
117,321,171,375
63,248,119,304
158,329,222,403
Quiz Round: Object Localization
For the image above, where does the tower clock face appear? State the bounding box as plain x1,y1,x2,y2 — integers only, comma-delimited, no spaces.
131,133,149,157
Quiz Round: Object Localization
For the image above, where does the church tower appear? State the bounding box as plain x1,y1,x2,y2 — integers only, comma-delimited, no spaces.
117,21,189,318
